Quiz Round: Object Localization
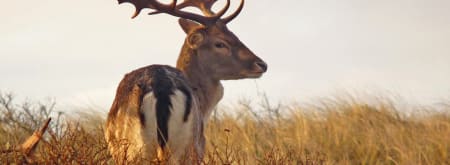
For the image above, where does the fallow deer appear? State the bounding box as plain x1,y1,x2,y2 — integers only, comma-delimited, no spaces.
105,0,267,163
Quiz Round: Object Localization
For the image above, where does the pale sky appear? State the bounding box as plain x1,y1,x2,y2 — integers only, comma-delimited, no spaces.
1,0,449,110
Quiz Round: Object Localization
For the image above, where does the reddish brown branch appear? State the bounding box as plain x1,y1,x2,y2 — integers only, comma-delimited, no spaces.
20,118,51,155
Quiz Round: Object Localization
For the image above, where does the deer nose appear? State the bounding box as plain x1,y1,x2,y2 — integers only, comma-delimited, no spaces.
255,61,268,72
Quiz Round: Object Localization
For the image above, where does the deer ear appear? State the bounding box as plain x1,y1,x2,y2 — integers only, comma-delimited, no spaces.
179,19,202,34
187,32,204,49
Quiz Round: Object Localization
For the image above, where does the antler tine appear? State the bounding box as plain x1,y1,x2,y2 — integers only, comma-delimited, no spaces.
211,0,230,20
176,0,217,16
222,0,244,24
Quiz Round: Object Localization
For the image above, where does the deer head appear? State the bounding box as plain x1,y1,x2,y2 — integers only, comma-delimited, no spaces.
119,0,267,80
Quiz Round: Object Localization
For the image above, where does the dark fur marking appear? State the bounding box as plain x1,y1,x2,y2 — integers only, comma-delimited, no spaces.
152,68,174,149
138,88,150,127
178,86,192,122
138,109,146,126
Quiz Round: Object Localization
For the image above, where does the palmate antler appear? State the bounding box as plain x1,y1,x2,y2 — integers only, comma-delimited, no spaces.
118,0,244,25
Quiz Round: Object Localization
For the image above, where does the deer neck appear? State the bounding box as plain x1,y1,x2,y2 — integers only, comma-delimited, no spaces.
176,44,224,119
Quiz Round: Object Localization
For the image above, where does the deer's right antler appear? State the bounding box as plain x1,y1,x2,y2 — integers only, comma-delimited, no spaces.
119,0,230,26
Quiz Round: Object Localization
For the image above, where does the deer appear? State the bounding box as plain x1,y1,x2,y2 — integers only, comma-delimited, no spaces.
104,0,267,163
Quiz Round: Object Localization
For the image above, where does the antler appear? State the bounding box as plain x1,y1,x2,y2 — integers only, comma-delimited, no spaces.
118,0,244,25
174,0,244,23
119,0,229,26
173,0,217,16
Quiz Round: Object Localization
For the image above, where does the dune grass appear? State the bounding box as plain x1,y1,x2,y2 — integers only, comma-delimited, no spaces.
0,92,449,164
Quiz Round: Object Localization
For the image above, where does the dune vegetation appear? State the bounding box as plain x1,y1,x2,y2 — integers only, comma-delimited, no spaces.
0,92,449,164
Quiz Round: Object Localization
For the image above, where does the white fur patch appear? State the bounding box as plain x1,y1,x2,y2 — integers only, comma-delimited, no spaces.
167,90,194,157
140,89,194,160
141,92,159,151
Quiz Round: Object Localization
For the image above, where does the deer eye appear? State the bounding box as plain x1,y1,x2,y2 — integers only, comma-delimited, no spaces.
214,42,226,48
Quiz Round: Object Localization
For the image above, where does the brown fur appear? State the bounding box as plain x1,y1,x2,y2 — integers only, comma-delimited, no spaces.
177,20,267,116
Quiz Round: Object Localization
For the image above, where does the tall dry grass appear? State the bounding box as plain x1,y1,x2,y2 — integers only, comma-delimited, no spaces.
0,92,449,164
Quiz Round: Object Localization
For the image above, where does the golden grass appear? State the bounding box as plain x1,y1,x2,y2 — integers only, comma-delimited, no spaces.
0,93,449,164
